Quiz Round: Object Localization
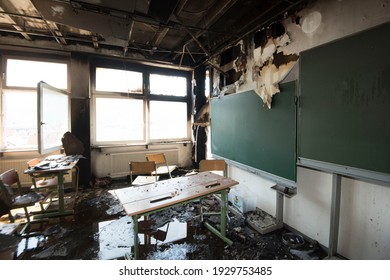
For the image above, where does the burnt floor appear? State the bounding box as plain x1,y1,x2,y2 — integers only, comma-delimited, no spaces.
4,169,327,260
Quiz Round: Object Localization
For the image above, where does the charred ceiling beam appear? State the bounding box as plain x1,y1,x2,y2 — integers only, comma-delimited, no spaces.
2,0,67,46
34,9,67,47
151,26,170,48
0,10,67,45
172,0,239,61
124,20,135,56
0,1,33,41
0,23,96,45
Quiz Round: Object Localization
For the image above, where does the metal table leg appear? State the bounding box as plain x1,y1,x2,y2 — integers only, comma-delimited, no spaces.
203,189,233,246
132,215,139,260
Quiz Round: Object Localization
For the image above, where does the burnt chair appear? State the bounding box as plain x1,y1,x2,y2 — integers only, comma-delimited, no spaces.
0,169,46,234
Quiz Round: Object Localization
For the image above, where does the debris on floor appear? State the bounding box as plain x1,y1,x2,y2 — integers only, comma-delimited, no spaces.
6,179,327,260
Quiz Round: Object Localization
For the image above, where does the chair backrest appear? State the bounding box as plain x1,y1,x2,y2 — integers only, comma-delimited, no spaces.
146,153,174,178
199,159,227,177
0,169,22,195
145,153,167,165
27,158,40,168
129,161,157,184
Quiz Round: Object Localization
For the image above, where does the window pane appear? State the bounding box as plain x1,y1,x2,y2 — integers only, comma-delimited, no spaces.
2,90,37,149
150,74,187,96
150,101,187,140
96,67,143,93
6,59,67,89
95,98,144,142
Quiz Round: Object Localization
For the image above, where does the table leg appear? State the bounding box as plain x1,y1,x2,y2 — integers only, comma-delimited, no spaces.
220,189,228,235
203,189,233,246
31,170,74,219
57,171,65,213
132,215,139,260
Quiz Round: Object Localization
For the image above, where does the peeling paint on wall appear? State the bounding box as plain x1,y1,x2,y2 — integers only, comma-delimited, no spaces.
252,32,298,108
254,59,297,108
213,20,299,107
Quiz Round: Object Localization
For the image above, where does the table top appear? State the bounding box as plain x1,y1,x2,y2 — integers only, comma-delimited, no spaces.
113,171,239,216
24,155,82,175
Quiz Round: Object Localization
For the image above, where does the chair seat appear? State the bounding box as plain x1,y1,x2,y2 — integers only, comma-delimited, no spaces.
13,192,44,206
152,165,176,175
132,175,160,186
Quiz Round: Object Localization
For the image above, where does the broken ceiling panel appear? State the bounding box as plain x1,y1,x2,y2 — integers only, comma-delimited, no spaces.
32,0,131,44
148,0,180,24
0,0,309,67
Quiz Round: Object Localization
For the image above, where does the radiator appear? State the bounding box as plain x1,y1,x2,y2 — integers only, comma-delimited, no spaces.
0,159,31,185
108,149,179,178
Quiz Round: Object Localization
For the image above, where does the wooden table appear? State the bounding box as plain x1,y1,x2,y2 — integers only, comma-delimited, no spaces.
24,155,80,219
113,171,239,259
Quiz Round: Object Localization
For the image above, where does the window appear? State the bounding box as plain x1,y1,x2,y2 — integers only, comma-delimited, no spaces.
150,74,187,97
95,67,143,94
1,58,68,151
149,101,187,140
2,90,37,149
95,98,144,142
92,63,190,145
6,59,67,89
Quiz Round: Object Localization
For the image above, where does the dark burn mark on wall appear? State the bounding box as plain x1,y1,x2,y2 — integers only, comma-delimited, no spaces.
219,69,243,88
220,44,241,67
273,52,299,68
254,22,285,49
218,42,248,88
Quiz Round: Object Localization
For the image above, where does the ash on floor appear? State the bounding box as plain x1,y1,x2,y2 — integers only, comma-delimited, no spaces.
12,182,327,260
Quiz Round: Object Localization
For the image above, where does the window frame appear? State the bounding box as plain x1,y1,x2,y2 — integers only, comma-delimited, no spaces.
90,59,192,146
0,54,70,153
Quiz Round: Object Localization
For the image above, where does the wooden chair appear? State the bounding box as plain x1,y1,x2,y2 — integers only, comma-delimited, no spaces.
27,158,58,192
199,159,227,177
146,153,176,178
0,169,45,225
198,159,228,221
129,161,158,186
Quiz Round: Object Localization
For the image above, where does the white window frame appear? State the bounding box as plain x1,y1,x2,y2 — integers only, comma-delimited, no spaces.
91,62,191,146
0,55,70,152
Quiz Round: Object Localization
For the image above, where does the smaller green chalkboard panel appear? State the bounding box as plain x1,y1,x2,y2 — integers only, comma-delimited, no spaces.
211,81,297,184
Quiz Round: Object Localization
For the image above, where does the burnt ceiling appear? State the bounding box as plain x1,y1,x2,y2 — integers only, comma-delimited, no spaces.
0,0,309,67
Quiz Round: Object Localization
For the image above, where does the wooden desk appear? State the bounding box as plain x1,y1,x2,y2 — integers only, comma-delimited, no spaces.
24,155,80,219
113,171,239,259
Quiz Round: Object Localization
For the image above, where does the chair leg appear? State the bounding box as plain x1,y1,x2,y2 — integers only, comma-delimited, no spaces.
23,206,31,223
8,211,15,223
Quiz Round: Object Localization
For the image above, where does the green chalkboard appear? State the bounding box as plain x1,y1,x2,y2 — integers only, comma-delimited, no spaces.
299,22,390,179
211,81,297,184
